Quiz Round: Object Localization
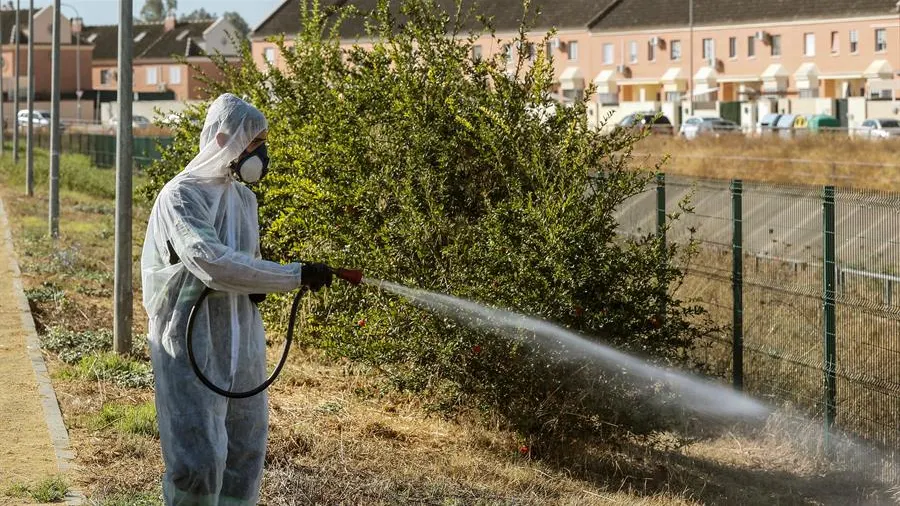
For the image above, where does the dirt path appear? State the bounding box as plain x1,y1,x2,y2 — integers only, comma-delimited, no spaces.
0,196,62,488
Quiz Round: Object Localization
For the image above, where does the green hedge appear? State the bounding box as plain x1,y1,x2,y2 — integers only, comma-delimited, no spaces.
144,0,712,438
0,148,117,199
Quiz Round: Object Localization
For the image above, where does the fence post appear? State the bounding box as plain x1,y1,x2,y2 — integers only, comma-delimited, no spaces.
823,185,837,449
656,172,667,320
656,172,665,244
732,179,743,391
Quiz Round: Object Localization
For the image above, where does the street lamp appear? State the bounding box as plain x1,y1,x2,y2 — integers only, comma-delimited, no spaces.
688,0,694,118
895,0,899,105
71,16,82,120
60,3,82,121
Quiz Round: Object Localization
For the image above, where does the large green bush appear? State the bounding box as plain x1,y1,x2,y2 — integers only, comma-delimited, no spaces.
145,0,712,438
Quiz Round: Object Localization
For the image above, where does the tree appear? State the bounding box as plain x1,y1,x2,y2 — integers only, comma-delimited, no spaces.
140,0,177,23
180,8,215,22
223,11,250,38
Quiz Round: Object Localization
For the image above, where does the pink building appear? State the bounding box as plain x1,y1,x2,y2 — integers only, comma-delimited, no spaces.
252,0,900,128
83,11,242,102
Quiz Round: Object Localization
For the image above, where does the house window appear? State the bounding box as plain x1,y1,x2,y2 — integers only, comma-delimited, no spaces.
603,43,614,65
664,91,682,102
503,44,513,64
472,45,482,61
264,47,276,65
850,30,858,53
169,66,182,85
515,42,532,61
629,41,638,63
100,69,112,85
567,41,578,60
804,33,815,56
747,36,755,57
799,89,819,98
830,31,839,53
770,35,781,56
702,38,714,59
728,37,736,58
562,89,584,102
670,39,681,60
876,28,887,52
146,66,158,85
647,40,655,61
597,92,618,105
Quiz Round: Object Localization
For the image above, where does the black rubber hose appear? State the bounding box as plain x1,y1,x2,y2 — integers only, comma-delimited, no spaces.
186,286,307,399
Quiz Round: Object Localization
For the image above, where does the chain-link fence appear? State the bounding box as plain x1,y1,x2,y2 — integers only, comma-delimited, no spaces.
27,130,173,169
617,174,900,464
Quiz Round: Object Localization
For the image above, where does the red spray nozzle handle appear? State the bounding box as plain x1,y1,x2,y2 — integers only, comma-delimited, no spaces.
332,267,364,285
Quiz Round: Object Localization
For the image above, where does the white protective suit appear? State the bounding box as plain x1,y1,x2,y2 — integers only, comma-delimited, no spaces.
141,94,303,505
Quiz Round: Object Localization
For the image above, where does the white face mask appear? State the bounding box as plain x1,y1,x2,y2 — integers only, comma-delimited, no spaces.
230,144,269,184
237,155,265,183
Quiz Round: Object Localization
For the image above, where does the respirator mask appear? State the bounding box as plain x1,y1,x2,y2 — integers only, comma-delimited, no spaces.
230,143,269,184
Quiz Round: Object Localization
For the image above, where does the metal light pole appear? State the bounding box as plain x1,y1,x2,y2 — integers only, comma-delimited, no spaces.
13,0,19,163
25,0,32,197
60,4,81,120
688,0,694,117
1,3,5,159
48,0,60,238
895,1,900,104
114,0,133,354
74,17,81,120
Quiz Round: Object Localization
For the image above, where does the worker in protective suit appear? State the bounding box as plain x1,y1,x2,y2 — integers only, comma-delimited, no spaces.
141,93,332,505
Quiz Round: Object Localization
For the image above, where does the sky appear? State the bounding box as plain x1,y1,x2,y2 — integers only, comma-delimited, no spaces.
31,0,286,28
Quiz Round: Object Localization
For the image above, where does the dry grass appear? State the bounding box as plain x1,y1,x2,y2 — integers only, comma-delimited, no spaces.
673,234,900,445
2,169,897,504
634,134,900,191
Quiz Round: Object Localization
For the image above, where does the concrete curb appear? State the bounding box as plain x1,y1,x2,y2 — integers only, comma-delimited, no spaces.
0,195,84,505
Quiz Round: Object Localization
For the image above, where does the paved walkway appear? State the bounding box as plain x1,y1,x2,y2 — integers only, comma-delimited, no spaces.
0,194,77,503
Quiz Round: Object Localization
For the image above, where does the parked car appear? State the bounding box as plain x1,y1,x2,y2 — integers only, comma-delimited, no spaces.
757,113,782,135
858,118,900,139
615,112,674,135
108,115,152,130
679,116,740,139
17,109,51,130
159,113,182,126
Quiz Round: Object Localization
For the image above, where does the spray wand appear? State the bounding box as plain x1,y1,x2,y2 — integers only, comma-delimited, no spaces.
186,264,363,399
331,267,364,285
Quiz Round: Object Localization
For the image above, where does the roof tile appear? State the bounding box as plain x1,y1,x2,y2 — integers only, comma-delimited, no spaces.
589,0,900,30
83,20,215,61
252,0,900,40
251,0,602,39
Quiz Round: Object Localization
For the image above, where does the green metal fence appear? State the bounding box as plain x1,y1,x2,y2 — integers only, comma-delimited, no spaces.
29,130,173,169
617,174,900,464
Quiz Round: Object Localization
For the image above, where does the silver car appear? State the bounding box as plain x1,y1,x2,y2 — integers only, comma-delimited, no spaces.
858,118,900,139
17,109,51,129
109,115,152,129
679,116,740,139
